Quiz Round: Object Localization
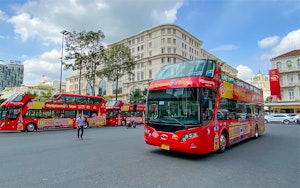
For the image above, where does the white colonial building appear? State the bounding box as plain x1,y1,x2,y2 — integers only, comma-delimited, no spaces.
266,49,300,113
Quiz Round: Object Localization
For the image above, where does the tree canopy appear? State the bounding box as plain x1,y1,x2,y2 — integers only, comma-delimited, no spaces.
64,30,105,95
97,44,135,100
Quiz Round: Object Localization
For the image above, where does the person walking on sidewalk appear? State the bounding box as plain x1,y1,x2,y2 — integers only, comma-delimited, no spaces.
76,114,84,140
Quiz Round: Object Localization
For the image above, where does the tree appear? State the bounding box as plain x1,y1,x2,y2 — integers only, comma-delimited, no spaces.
130,88,147,103
265,96,272,103
97,44,135,100
64,30,105,95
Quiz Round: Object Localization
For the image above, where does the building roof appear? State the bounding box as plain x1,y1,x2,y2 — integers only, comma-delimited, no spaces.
272,49,300,60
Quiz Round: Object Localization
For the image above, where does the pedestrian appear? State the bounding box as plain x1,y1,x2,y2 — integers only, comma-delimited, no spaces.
76,114,84,140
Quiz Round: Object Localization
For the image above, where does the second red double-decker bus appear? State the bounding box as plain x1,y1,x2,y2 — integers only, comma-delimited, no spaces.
120,103,145,126
144,59,265,154
106,100,124,126
0,93,106,132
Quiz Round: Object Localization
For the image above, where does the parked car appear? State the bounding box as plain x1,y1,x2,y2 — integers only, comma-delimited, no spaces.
264,114,294,124
293,114,300,124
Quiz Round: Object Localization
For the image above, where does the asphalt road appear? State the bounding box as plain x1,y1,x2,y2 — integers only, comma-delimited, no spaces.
0,123,299,188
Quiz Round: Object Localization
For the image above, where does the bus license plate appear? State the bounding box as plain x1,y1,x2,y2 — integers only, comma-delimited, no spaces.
161,144,170,150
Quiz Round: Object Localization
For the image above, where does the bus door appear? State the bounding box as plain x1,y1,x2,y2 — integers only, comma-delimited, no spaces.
7,106,23,130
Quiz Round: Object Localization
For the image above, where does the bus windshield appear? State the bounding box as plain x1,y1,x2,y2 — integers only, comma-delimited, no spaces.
153,59,208,80
5,93,25,102
146,88,201,126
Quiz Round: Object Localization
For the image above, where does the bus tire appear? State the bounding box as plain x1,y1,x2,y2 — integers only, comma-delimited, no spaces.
121,120,126,126
26,123,36,132
254,125,259,139
219,131,227,153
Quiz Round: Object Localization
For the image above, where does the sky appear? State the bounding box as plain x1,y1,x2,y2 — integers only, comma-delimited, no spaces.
0,0,299,85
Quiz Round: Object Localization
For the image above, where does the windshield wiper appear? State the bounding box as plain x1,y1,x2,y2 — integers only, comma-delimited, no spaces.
165,117,187,129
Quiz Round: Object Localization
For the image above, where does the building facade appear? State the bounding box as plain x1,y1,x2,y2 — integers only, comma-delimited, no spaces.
250,71,270,101
267,49,300,113
66,24,237,101
0,62,24,92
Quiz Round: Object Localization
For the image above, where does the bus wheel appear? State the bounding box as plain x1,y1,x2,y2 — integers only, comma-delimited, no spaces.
254,125,259,139
121,120,126,126
219,132,227,153
26,123,36,132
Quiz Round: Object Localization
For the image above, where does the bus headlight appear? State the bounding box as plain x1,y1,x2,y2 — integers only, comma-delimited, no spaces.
144,127,151,137
181,132,198,142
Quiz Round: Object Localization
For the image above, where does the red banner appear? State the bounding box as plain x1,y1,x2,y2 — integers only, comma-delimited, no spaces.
269,69,281,100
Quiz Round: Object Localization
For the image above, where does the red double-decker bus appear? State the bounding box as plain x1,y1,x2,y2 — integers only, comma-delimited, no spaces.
106,100,124,126
120,103,145,126
144,59,265,154
0,93,106,132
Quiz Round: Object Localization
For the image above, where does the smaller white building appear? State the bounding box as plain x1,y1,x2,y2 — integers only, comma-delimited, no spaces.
0,80,65,99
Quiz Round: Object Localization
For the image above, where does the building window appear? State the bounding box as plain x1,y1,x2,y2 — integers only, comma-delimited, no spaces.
173,29,176,35
173,48,176,54
167,38,171,44
167,28,171,34
148,33,152,39
161,58,165,63
141,36,144,42
149,42,152,48
161,29,165,35
141,72,144,80
276,62,282,71
149,51,152,57
298,73,300,82
287,74,294,83
161,48,165,54
149,69,152,78
137,72,140,81
173,58,176,63
148,61,152,66
173,39,176,44
288,89,294,100
137,46,140,51
167,47,171,53
141,45,144,50
98,80,106,95
297,59,300,69
161,38,165,45
286,60,292,70
167,57,171,63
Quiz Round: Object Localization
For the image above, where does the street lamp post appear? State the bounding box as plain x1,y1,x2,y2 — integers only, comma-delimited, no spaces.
59,30,70,93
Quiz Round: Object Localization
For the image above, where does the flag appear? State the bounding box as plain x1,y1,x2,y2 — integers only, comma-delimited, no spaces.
268,69,281,100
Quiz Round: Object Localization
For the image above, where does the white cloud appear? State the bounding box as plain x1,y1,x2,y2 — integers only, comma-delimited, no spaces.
152,1,184,24
272,29,300,56
7,0,185,44
210,44,239,52
259,29,300,61
258,35,279,49
5,0,185,85
23,49,73,85
0,10,8,20
236,65,254,83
